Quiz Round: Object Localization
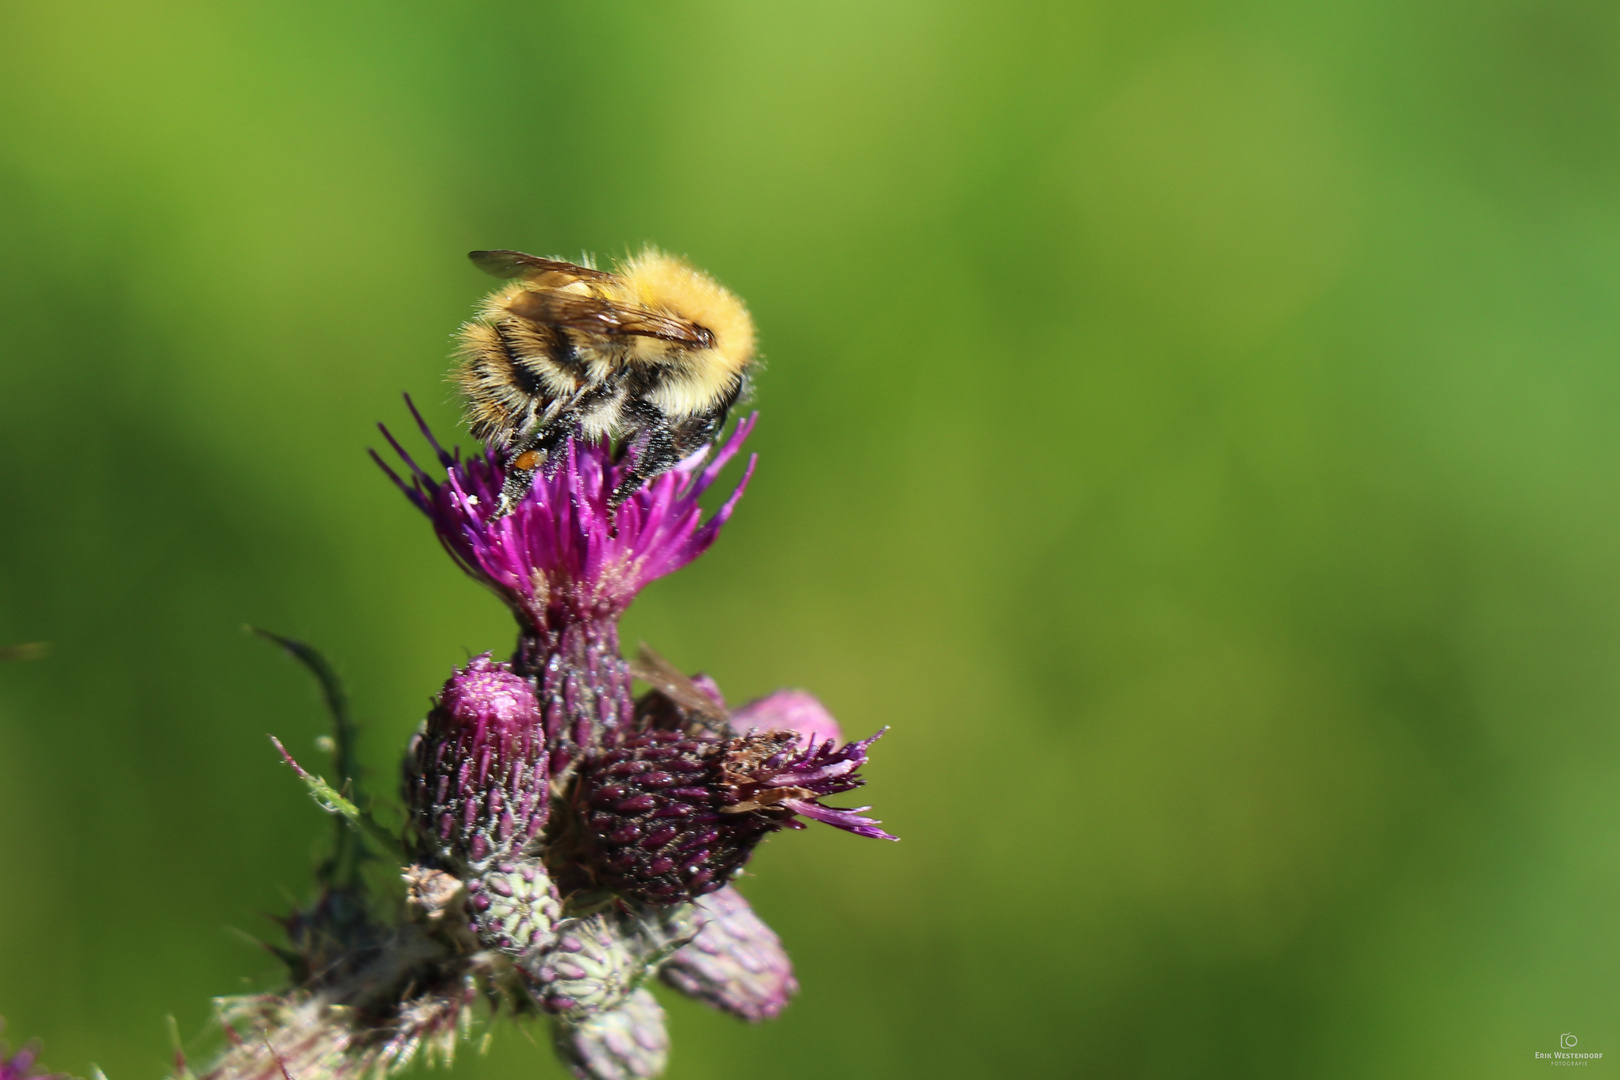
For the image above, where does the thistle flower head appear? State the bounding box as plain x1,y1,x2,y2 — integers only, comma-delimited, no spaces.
464,857,561,958
526,905,698,1019
375,399,757,632
574,726,895,904
732,726,895,837
406,654,549,870
659,885,797,1021
551,989,669,1080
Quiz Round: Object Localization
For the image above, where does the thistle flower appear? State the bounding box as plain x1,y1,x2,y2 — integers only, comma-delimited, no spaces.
376,399,756,771
659,885,797,1021
527,904,698,1019
551,989,669,1080
407,654,549,870
197,396,898,1080
572,727,895,904
376,402,755,631
0,1025,70,1080
404,654,561,957
463,857,560,958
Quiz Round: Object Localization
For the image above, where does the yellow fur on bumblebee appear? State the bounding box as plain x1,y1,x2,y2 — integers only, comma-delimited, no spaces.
455,247,757,517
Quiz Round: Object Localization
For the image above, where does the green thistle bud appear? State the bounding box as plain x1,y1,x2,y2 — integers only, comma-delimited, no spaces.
551,989,669,1080
465,857,560,957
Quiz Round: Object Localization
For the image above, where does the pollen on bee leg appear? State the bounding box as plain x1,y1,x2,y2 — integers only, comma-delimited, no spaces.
493,457,541,519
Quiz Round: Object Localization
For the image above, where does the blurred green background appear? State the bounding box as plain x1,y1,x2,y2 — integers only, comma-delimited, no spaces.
3,0,1620,1076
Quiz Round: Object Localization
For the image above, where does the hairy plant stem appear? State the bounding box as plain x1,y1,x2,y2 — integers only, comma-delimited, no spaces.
513,618,634,777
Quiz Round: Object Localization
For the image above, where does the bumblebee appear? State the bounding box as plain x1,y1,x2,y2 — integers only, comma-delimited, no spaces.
455,247,757,516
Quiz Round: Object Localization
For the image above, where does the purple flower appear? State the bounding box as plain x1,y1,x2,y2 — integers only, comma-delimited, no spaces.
0,1026,69,1080
746,727,895,838
375,399,756,632
405,655,561,957
659,885,797,1021
376,399,757,772
406,654,549,869
571,726,896,904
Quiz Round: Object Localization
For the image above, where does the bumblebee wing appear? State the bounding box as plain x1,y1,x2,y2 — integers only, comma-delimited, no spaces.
630,642,730,725
469,250,616,283
505,290,715,348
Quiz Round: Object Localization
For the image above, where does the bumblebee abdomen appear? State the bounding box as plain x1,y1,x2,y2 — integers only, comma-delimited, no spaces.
455,317,585,446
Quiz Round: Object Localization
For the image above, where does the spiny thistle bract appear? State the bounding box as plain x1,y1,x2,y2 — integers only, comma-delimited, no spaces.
170,399,896,1080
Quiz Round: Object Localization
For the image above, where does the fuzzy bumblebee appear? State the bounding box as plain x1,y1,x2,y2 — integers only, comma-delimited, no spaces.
455,248,757,516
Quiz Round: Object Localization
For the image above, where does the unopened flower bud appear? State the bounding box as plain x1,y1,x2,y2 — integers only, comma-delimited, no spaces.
406,654,548,871
574,728,896,904
550,988,669,1080
464,856,560,957
527,905,697,1020
659,885,796,1021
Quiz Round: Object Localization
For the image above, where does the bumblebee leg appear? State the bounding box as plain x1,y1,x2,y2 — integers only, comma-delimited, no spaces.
610,404,681,506
669,413,721,459
532,419,578,480
493,466,536,518
493,444,543,519
494,381,625,516
493,409,571,517
517,383,605,490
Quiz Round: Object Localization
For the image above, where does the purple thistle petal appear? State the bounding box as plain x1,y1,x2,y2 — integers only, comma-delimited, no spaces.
780,798,897,840
403,392,456,470
764,727,899,841
768,727,888,793
374,398,757,633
